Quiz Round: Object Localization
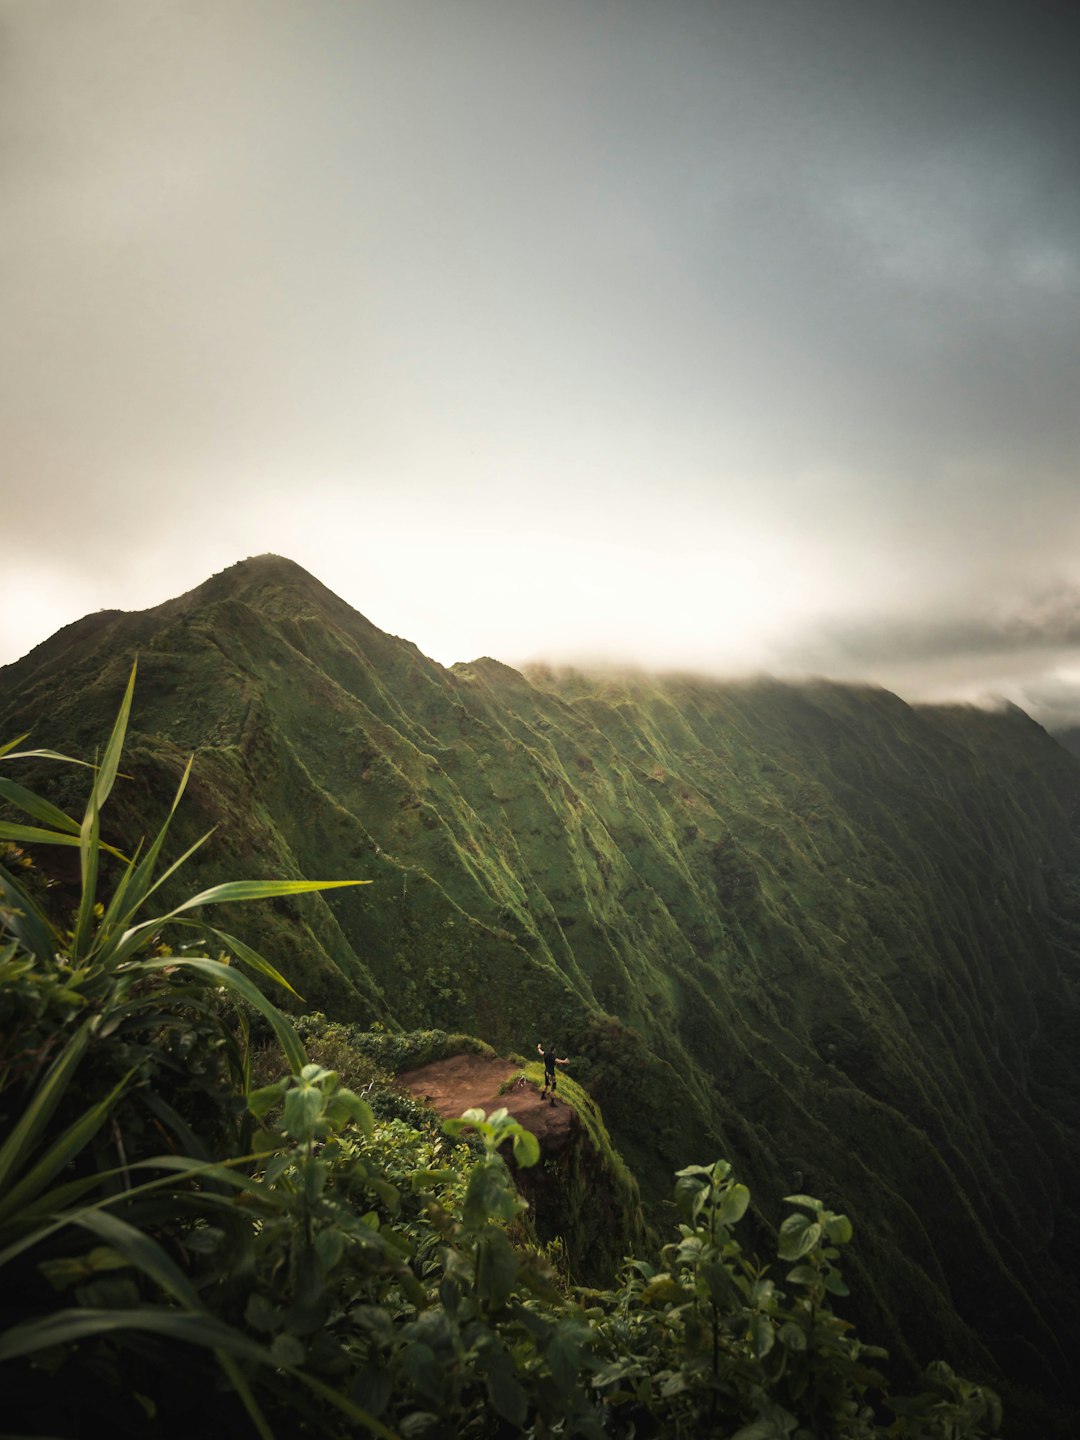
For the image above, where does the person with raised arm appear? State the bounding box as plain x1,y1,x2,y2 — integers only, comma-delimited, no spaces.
536,1042,569,1104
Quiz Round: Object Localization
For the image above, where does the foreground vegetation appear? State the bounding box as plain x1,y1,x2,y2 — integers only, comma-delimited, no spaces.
0,670,1005,1437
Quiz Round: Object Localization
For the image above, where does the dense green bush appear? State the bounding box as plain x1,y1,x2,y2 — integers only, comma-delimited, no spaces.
298,1016,497,1075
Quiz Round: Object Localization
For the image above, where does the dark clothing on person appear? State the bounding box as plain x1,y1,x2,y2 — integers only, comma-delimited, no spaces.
537,1042,567,1102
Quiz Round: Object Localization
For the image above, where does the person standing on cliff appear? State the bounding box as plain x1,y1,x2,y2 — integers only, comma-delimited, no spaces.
537,1042,569,1104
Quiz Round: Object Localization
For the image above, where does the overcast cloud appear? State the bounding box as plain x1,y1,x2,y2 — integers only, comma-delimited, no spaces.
2,1,1079,724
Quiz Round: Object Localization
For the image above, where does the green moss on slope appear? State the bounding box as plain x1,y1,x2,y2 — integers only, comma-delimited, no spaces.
3,555,1079,1435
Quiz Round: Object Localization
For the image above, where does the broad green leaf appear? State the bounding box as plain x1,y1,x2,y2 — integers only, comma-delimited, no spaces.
463,1160,515,1228
547,1320,588,1394
487,1366,527,1427
674,1174,707,1221
326,1088,374,1138
511,1126,540,1168
750,1312,775,1359
641,1273,691,1306
782,1193,823,1212
730,1420,779,1440
778,1213,822,1261
248,1082,288,1119
271,1333,306,1367
283,1086,324,1140
823,1268,850,1296
824,1212,853,1245
245,1294,280,1333
701,1260,731,1304
314,1228,345,1274
475,1227,519,1308
784,1264,819,1287
351,1364,392,1419
717,1181,750,1225
39,1245,131,1290
403,1341,442,1401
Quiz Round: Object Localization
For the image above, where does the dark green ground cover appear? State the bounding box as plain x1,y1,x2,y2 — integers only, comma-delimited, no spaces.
3,554,1079,1434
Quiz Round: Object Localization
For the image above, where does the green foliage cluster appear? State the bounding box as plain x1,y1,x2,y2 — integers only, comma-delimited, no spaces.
0,673,1005,1439
295,1013,496,1076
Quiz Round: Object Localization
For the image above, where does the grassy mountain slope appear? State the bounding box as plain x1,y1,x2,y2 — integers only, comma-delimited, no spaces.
3,554,1079,1431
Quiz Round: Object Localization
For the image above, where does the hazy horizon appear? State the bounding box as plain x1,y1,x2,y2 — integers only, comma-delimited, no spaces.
3,2,1079,725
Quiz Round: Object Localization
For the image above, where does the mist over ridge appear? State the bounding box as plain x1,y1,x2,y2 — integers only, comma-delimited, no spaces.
2,550,1079,1433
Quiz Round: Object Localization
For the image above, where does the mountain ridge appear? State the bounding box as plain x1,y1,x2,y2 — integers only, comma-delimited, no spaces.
2,555,1079,1433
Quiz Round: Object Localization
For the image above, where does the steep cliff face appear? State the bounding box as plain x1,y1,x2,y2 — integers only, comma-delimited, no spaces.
390,1050,644,1285
3,554,1079,1429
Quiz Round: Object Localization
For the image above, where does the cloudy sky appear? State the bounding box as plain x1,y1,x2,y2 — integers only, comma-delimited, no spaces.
3,1,1079,723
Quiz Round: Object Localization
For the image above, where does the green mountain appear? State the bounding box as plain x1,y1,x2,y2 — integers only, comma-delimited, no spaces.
3,554,1079,1433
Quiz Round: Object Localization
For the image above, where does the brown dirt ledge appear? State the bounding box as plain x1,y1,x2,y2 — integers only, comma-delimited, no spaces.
395,1054,575,1147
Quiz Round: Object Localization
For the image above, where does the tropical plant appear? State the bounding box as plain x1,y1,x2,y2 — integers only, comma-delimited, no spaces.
585,1160,1002,1438
0,662,375,1436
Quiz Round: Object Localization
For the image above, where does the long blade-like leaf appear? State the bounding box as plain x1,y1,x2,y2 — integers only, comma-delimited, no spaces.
73,661,137,956
0,821,83,848
293,1369,402,1440
0,777,81,834
0,1308,400,1439
0,1022,91,1198
130,822,215,914
200,922,301,999
0,821,127,861
2,745,95,766
113,876,366,968
133,957,307,1074
102,757,197,933
2,1153,271,1247
0,1070,132,1224
88,660,137,815
0,1306,271,1364
0,731,31,758
218,1351,277,1440
74,1209,205,1310
167,877,371,914
73,793,102,960
0,861,56,962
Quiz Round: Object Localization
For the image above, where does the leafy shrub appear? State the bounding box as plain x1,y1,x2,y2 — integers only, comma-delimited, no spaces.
297,1016,495,1074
